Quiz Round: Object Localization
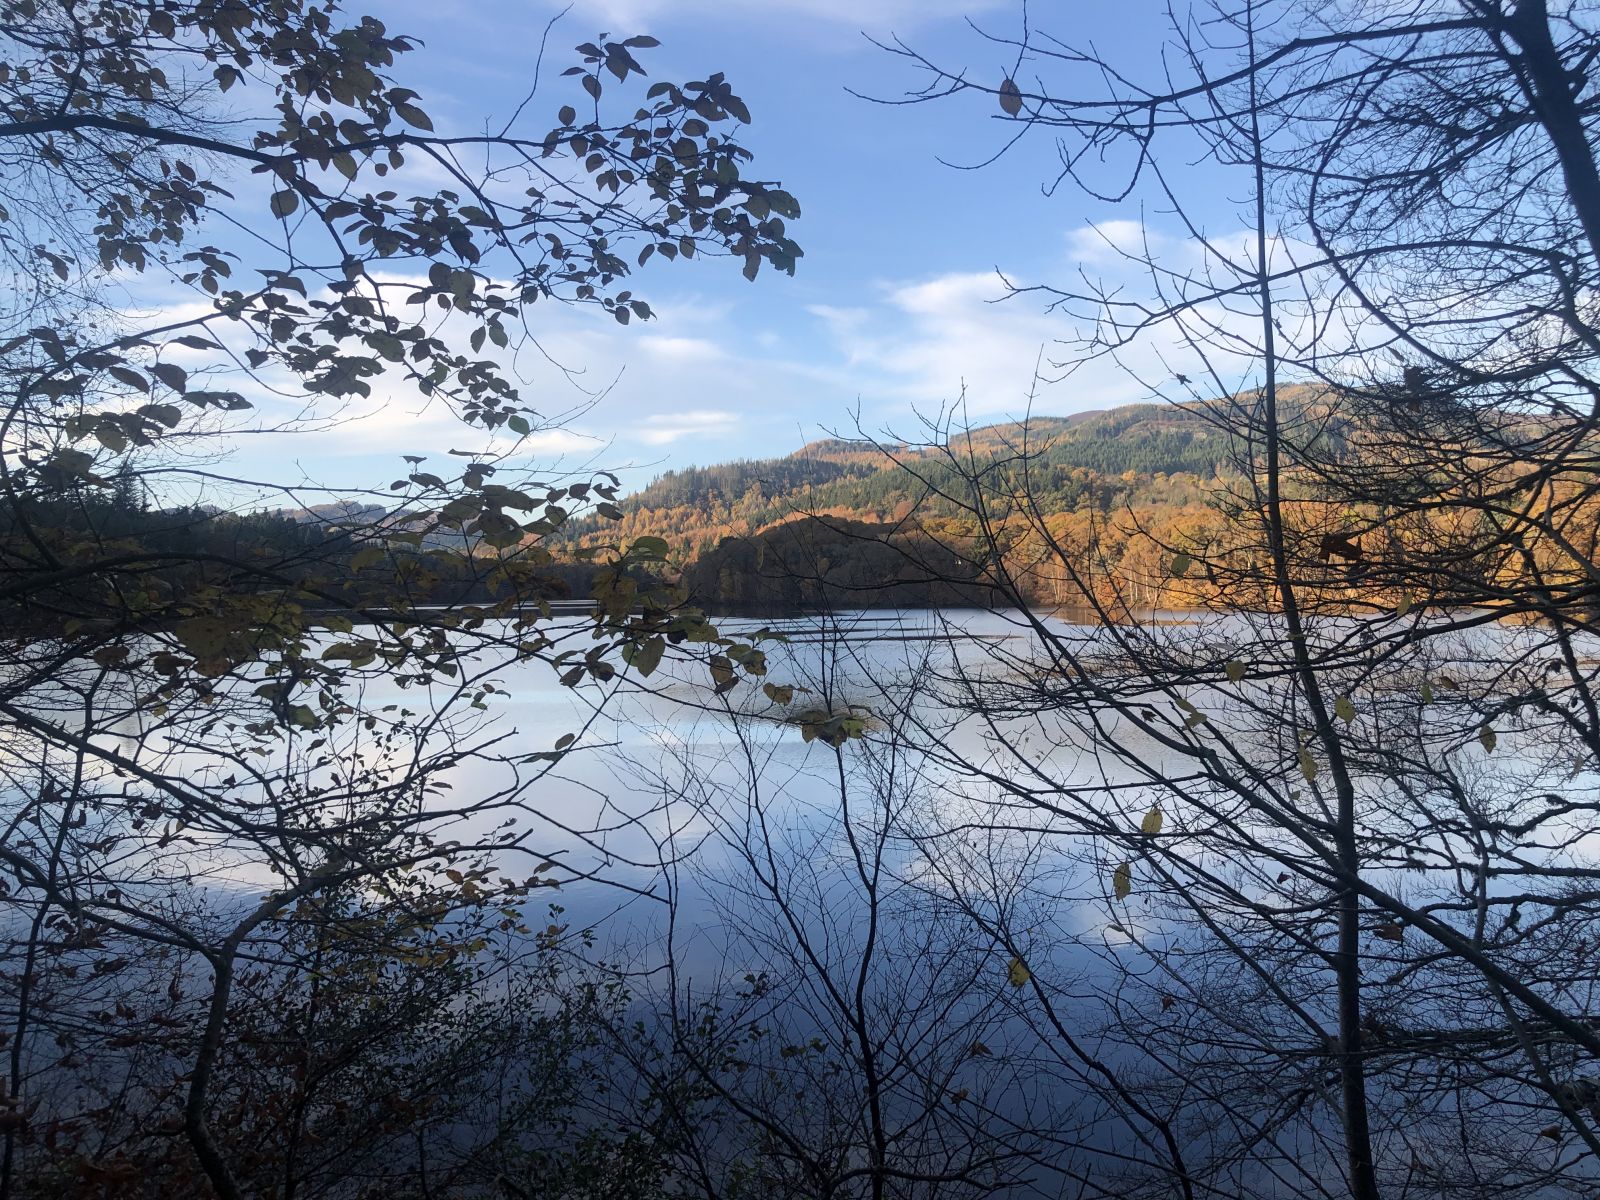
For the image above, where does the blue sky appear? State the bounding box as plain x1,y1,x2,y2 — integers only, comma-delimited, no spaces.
206,0,1253,496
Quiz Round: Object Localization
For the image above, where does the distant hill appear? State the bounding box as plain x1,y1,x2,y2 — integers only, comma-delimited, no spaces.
566,401,1258,612
590,403,1238,563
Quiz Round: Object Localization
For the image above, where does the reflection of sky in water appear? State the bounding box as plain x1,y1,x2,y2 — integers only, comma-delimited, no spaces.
8,609,1599,1192
13,608,1596,907
25,607,1595,924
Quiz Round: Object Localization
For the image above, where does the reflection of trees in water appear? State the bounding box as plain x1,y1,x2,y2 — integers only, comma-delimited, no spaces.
9,606,1598,1197
613,624,1056,1197
636,610,1600,1197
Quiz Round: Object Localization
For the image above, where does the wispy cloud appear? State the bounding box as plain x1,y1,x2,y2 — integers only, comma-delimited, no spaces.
638,409,741,445
636,335,728,363
172,215,1304,490
798,235,1297,430
805,271,1092,421
1066,219,1164,266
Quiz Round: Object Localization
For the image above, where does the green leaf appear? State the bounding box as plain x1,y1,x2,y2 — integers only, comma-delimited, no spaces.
321,642,377,668
1479,725,1497,753
394,101,433,131
1170,552,1192,577
1224,660,1246,683
628,636,665,678
174,615,232,658
629,535,670,561
109,365,149,392
1334,696,1357,723
766,189,801,219
1395,592,1413,617
368,332,405,362
270,189,299,218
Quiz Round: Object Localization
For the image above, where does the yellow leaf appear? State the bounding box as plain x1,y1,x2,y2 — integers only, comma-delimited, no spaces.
1112,861,1132,901
1225,660,1246,683
1140,807,1164,835
1334,696,1357,723
1395,592,1413,617
1006,956,1030,988
1298,747,1318,783
1175,695,1206,727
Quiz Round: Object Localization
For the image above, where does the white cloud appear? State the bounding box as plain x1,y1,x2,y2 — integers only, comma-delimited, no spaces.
122,214,1328,496
798,237,1308,430
1066,219,1162,266
638,409,741,445
636,335,727,363
522,428,607,455
805,270,1102,420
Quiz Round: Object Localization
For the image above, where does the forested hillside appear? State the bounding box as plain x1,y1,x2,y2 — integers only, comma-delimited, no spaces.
603,403,1234,558
574,402,1248,612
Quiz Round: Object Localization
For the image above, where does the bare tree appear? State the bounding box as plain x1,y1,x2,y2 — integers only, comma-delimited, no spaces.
831,1,1600,1196
574,619,1064,1199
